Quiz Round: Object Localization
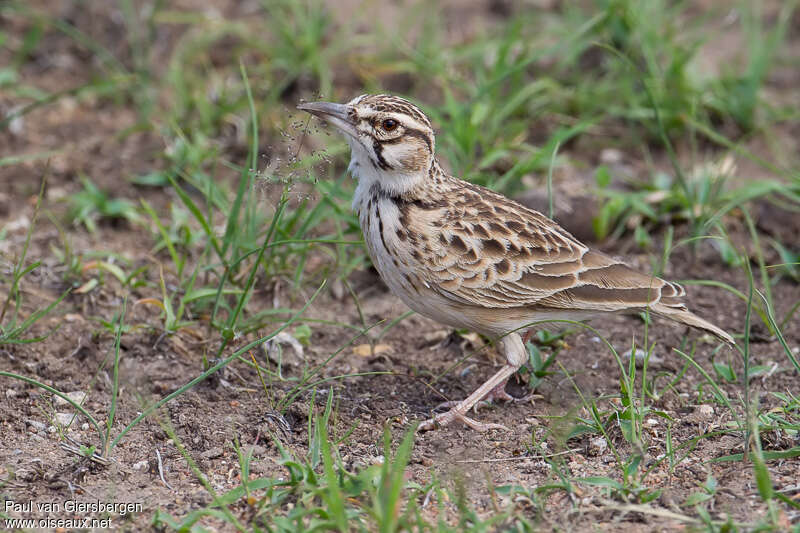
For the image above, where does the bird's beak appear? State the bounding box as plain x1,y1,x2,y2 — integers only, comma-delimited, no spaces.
297,101,357,138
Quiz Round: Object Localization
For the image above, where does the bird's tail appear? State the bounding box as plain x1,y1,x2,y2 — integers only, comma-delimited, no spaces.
652,304,735,346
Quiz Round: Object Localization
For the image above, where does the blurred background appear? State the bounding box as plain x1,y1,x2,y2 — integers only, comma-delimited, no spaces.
3,1,799,253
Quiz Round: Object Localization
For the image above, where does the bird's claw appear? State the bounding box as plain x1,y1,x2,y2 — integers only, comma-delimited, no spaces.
417,410,510,433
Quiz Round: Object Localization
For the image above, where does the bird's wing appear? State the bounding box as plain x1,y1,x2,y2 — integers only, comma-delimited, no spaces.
403,183,686,312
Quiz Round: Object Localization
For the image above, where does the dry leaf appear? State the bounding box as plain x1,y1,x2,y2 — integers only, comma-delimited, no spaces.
73,278,98,294
352,344,393,357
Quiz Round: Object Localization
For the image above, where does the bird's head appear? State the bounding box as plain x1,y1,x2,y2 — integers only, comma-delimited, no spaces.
298,94,435,196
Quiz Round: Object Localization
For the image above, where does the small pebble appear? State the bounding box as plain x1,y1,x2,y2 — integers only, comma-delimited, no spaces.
26,419,46,432
622,348,663,366
7,111,24,136
687,404,715,424
695,404,714,419
588,437,608,456
200,446,224,460
600,148,623,164
55,412,80,426
54,391,87,407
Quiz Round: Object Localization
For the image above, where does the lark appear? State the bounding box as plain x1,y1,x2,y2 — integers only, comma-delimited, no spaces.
298,94,734,432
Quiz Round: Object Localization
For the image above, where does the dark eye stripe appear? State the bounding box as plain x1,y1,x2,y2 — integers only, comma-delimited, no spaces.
405,128,433,152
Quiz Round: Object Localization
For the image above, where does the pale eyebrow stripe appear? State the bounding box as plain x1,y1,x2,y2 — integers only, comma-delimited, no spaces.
360,111,430,134
376,127,432,153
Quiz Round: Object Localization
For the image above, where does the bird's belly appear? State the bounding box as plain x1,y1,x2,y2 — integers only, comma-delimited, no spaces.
366,249,495,337
376,262,475,330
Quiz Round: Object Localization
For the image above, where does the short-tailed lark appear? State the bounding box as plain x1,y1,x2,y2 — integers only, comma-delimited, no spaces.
299,94,733,433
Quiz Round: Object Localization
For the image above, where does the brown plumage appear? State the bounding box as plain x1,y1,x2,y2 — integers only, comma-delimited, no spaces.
299,94,734,433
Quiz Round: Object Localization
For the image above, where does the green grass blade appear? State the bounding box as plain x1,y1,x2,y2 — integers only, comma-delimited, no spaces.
104,297,127,455
319,391,348,532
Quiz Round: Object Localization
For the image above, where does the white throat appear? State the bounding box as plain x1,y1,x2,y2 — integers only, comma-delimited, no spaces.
346,138,429,210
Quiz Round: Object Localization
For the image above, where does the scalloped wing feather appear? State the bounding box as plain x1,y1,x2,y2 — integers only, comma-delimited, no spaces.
400,183,685,314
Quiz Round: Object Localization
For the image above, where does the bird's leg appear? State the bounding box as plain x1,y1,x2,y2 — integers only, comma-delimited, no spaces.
420,365,517,432
435,329,535,411
418,334,527,433
521,328,533,346
485,330,534,403
433,376,516,412
487,328,538,404
484,377,517,402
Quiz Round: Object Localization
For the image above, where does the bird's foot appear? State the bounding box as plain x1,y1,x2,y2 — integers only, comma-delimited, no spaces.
417,409,509,433
418,361,521,433
432,379,535,414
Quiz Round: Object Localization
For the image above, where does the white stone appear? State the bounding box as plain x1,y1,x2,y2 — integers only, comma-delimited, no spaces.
54,412,81,426
694,404,714,420
600,148,623,164
26,419,46,432
622,348,663,366
588,437,608,456
54,391,87,407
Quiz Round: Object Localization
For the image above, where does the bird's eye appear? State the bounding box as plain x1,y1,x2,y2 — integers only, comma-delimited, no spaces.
382,119,398,131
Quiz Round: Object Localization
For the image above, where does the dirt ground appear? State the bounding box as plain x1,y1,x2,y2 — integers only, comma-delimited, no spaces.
2,0,799,531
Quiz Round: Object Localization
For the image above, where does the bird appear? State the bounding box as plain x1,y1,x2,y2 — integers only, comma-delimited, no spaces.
298,94,734,433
